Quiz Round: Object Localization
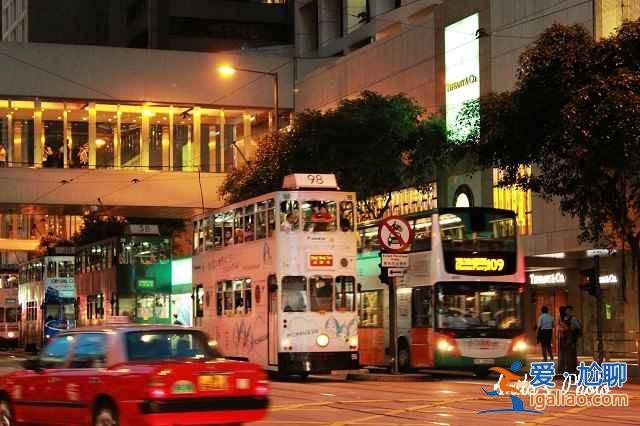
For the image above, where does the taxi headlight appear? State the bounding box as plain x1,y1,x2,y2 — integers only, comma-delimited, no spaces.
513,340,528,352
436,339,454,352
316,333,330,347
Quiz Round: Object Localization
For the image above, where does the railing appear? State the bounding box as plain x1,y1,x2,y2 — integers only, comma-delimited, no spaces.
589,330,639,363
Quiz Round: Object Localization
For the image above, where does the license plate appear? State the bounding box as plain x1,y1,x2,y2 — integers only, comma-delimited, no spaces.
198,374,227,391
473,358,494,365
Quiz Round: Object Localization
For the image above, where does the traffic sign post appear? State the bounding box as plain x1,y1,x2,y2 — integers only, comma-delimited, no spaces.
377,217,413,374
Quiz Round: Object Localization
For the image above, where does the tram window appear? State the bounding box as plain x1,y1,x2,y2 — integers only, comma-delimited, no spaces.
233,280,245,314
26,301,37,321
0,308,4,322
234,208,245,243
303,201,337,232
309,276,333,312
245,279,252,312
96,293,105,319
214,214,224,247
216,283,223,316
195,285,204,318
205,217,215,250
339,202,354,232
110,293,119,316
412,217,432,251
256,201,268,240
222,211,234,246
279,200,300,232
282,276,307,312
412,286,433,327
5,307,17,323
47,261,57,278
335,276,355,311
224,281,234,315
244,204,255,242
192,221,199,253
267,199,276,236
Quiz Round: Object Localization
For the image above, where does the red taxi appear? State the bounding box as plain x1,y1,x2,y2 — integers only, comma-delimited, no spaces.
0,325,270,425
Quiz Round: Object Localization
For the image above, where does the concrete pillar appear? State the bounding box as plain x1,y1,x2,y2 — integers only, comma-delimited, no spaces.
168,106,174,171
62,104,69,168
88,102,96,169
114,107,122,169
192,107,201,171
219,110,225,172
33,98,43,167
141,111,150,170
208,112,217,173
243,112,253,160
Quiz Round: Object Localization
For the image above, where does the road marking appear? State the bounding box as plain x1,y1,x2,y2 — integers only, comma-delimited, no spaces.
523,405,590,425
271,401,332,412
325,397,477,426
320,393,336,397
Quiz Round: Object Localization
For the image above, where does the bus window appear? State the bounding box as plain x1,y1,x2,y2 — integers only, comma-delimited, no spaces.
335,276,355,311
279,200,300,232
303,201,337,232
5,307,18,323
223,281,234,315
412,217,432,251
358,290,383,327
282,276,307,312
309,276,333,312
412,286,432,327
339,201,354,232
256,202,268,240
234,208,244,244
216,283,223,316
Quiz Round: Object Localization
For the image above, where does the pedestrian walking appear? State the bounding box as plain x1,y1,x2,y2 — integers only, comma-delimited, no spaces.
558,305,582,374
537,305,554,361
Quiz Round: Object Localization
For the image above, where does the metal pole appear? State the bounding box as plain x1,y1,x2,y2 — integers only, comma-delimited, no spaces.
389,278,398,373
274,72,279,131
595,255,604,363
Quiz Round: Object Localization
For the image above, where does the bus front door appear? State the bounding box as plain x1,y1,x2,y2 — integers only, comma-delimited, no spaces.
267,275,278,366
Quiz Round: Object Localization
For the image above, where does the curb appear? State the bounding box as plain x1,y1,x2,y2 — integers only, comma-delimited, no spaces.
346,373,437,382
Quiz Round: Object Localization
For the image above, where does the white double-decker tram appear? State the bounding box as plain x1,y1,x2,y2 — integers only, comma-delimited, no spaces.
193,174,359,376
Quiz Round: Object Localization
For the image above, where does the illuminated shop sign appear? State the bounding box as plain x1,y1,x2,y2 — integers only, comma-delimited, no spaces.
445,13,480,141
529,272,566,285
309,255,333,267
137,279,155,289
599,274,618,284
455,257,505,272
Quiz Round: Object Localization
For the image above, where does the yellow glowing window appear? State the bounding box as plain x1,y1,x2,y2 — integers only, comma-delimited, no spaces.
493,167,532,236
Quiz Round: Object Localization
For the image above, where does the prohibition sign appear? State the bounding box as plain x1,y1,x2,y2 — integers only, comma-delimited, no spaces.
377,216,413,252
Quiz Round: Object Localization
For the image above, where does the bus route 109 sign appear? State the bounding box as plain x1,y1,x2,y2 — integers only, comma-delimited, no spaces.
378,216,413,253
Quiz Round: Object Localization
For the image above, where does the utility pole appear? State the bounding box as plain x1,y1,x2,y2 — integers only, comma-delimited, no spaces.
389,278,398,373
595,255,604,363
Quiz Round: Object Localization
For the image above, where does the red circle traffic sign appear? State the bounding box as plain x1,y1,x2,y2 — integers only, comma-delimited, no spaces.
377,216,413,252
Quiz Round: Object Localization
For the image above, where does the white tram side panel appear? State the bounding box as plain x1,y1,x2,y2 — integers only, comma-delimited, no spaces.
193,238,273,367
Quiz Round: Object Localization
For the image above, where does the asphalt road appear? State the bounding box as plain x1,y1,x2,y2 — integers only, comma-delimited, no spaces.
259,375,640,426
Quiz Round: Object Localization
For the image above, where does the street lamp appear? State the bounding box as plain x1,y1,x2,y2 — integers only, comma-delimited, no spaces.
217,64,279,131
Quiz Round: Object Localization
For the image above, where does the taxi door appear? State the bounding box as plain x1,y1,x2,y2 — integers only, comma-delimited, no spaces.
46,333,108,425
13,335,76,424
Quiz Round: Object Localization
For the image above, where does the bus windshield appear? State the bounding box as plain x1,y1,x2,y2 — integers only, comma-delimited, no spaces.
436,283,522,330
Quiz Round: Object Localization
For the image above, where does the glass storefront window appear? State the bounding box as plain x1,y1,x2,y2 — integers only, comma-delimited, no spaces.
43,121,63,168
358,289,383,328
96,121,115,168
121,112,141,167
173,120,192,171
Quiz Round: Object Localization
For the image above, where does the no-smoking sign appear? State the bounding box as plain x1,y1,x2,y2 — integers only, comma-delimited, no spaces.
377,216,413,252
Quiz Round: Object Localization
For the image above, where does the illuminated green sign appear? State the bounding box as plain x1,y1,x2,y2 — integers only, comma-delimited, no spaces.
137,279,155,289
445,13,480,141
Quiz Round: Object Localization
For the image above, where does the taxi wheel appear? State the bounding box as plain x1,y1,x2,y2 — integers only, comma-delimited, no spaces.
0,398,14,426
93,404,119,426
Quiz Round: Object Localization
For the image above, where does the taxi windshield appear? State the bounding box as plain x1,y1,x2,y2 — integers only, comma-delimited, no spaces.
125,330,221,361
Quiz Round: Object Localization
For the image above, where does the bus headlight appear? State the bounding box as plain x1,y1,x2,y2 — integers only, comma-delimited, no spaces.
7,332,14,339
512,339,528,352
316,334,330,348
437,339,454,352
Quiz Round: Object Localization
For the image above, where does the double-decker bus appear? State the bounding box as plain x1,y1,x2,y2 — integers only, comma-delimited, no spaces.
18,252,77,351
74,225,172,326
357,207,527,373
193,174,359,376
0,269,19,348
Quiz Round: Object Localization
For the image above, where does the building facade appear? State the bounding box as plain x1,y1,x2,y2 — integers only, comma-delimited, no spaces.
2,0,291,52
294,0,640,358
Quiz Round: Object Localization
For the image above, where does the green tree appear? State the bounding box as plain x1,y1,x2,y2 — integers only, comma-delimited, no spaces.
220,91,448,218
458,21,640,303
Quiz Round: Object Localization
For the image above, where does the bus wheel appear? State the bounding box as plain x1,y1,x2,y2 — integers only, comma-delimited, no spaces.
397,341,411,372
